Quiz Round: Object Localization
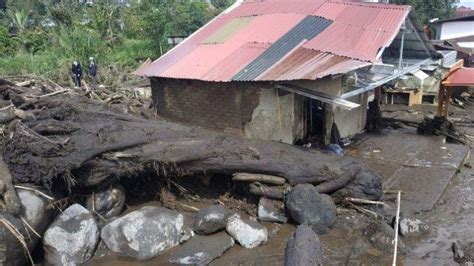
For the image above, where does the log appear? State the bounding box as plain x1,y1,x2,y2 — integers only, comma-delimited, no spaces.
1,87,380,193
233,173,286,185
249,182,286,200
315,174,354,194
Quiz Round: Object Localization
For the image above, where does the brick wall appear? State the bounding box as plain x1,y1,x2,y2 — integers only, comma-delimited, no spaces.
151,78,263,134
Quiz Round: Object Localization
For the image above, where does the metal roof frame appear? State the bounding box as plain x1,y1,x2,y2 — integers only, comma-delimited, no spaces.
340,58,434,99
276,84,360,110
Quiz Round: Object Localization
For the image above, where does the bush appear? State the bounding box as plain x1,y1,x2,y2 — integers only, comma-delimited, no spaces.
0,26,18,57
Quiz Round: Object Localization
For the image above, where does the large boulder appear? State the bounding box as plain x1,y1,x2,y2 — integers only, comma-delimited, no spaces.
0,187,55,265
258,197,287,223
169,232,234,264
101,206,184,260
285,184,336,234
85,184,125,219
43,204,100,265
194,205,229,235
285,225,323,266
225,214,268,249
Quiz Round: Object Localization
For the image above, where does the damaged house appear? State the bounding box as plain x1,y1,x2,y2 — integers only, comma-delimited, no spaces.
136,0,440,145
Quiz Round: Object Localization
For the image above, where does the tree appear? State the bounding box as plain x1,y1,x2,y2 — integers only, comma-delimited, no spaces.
392,0,457,25
211,0,234,12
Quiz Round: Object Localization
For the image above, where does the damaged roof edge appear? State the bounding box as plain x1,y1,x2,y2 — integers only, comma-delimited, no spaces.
375,6,412,61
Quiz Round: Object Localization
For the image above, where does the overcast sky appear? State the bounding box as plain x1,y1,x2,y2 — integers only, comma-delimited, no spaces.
458,0,474,8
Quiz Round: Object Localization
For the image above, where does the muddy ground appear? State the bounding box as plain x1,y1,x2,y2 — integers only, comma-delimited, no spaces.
88,96,474,265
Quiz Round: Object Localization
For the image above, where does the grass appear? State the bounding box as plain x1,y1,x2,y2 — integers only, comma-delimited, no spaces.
0,38,155,87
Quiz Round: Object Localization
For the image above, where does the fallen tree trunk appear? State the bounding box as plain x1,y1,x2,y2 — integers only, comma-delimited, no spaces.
0,84,379,199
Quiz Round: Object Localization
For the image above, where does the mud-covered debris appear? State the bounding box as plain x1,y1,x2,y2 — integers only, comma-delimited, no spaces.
101,206,183,260
43,204,99,265
285,184,336,234
169,232,234,265
399,217,430,237
285,225,323,266
0,186,55,265
85,184,126,219
194,204,229,235
363,221,406,254
258,197,287,223
453,241,474,263
225,214,268,249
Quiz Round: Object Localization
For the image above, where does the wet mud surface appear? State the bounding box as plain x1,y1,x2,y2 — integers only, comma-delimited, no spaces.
92,101,474,265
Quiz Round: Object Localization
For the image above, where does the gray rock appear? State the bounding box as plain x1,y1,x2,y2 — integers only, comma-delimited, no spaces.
453,241,474,263
363,221,406,254
43,204,100,265
194,205,229,235
85,184,125,218
225,214,267,248
101,206,184,260
285,184,336,234
169,232,234,265
0,187,55,265
285,225,323,266
399,218,429,237
258,197,287,223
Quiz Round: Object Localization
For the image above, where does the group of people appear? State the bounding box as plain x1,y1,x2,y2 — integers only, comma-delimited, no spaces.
71,57,98,87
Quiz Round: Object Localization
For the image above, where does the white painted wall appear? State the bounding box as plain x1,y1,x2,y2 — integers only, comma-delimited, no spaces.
440,21,474,40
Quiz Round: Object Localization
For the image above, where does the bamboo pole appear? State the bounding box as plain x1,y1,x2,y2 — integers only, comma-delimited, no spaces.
392,190,401,266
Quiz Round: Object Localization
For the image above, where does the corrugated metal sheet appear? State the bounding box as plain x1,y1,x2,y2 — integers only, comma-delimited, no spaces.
233,16,332,81
444,68,474,86
303,23,394,61
203,17,254,44
203,43,270,81
226,0,326,18
258,48,370,80
139,0,415,82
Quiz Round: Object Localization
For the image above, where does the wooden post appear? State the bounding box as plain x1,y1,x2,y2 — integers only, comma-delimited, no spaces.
436,85,453,119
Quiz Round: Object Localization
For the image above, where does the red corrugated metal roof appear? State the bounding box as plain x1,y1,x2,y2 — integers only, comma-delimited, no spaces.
258,47,370,80
443,68,474,86
139,0,411,81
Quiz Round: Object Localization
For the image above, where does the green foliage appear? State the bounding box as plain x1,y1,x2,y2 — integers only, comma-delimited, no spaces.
391,0,457,25
0,25,17,56
211,0,234,12
0,0,218,85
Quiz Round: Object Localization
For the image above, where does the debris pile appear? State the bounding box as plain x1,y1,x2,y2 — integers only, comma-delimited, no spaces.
0,78,401,264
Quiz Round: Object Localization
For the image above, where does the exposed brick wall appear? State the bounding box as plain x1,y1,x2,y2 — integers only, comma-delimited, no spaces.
151,78,264,134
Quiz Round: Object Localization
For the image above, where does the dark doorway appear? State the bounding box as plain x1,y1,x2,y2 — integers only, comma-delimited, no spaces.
305,98,325,144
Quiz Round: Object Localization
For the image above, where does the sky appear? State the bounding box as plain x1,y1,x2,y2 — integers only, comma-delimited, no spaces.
458,0,474,8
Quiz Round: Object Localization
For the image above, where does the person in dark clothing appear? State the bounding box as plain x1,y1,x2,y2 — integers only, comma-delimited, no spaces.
367,88,382,133
88,57,97,85
71,61,83,87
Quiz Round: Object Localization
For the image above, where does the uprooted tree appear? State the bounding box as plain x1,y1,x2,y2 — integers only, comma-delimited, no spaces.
0,79,383,214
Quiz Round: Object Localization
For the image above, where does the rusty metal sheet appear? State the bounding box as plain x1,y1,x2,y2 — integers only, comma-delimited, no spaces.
303,23,394,62
139,0,411,81
258,47,370,81
443,68,474,86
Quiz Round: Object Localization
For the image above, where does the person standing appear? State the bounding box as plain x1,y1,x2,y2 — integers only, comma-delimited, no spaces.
71,61,83,87
88,57,97,85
